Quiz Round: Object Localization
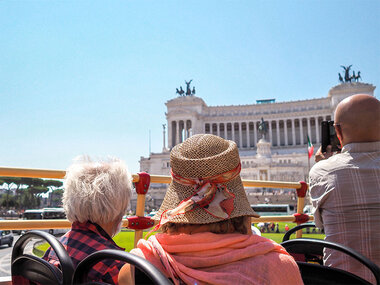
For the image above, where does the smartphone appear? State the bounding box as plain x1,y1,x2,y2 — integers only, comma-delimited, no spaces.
321,121,341,153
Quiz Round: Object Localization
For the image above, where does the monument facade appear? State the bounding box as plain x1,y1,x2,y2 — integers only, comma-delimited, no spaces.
137,80,375,212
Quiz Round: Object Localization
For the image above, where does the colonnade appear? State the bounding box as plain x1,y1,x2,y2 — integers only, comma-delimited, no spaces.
204,116,331,149
169,120,192,148
168,115,332,149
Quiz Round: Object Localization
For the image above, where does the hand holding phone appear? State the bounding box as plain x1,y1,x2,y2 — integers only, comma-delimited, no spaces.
321,121,341,153
315,145,333,162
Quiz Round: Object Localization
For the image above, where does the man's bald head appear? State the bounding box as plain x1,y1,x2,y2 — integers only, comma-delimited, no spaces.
334,94,380,145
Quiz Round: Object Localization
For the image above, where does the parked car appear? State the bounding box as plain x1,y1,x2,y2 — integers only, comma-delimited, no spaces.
0,230,14,247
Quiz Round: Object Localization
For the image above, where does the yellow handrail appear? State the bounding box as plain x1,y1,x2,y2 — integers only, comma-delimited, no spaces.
0,215,314,231
0,166,303,189
0,166,66,179
0,166,311,239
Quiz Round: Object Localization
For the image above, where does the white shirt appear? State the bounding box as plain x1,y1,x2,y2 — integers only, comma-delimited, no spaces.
309,141,380,284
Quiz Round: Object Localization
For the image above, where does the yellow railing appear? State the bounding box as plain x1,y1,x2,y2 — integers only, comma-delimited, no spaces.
0,166,312,241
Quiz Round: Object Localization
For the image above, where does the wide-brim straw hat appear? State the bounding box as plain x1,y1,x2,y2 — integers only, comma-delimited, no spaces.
153,134,259,224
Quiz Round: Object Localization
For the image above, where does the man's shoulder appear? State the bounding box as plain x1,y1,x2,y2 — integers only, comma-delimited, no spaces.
310,154,344,176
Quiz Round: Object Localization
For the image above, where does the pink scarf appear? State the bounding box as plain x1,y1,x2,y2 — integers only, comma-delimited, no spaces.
131,232,303,285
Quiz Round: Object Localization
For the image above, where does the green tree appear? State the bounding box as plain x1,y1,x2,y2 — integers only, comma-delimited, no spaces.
51,189,64,207
43,180,63,207
1,177,63,209
0,177,22,209
24,178,48,208
0,195,18,208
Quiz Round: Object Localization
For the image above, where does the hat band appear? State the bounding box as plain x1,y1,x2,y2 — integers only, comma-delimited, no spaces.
154,163,241,230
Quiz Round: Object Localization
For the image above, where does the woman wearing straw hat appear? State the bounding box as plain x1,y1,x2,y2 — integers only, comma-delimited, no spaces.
119,134,302,285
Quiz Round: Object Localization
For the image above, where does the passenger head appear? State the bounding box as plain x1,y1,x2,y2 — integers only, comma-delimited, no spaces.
334,94,380,146
63,156,132,236
153,134,259,234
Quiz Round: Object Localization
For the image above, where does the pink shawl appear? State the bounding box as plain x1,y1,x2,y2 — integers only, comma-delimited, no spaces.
131,232,303,285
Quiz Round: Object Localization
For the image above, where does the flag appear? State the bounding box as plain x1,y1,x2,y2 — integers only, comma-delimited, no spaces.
307,135,314,159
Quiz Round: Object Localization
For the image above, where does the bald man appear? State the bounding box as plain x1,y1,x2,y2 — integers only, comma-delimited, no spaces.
309,94,380,284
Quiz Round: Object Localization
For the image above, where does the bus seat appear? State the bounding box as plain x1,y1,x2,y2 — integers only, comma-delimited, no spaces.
72,249,172,285
282,223,323,264
281,239,380,285
11,230,74,285
282,223,318,242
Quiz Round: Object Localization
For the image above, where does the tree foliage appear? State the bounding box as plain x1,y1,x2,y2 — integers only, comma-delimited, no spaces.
0,176,63,210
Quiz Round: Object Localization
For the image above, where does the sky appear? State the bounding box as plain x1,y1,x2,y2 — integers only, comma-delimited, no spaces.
1,0,379,174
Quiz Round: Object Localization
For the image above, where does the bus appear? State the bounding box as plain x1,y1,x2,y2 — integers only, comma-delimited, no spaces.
251,204,295,216
22,208,68,235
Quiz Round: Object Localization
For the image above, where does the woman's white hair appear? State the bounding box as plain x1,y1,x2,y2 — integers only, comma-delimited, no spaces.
63,155,132,225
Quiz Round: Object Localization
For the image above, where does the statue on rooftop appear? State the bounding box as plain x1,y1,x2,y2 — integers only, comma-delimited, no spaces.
341,65,352,82
185,79,193,96
338,73,344,83
176,86,185,96
339,65,362,83
355,71,362,82
176,80,195,97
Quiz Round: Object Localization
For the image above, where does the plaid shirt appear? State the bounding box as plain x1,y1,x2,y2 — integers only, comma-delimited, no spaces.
310,141,380,284
44,221,125,285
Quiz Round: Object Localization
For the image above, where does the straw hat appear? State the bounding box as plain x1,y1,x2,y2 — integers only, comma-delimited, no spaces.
153,134,259,225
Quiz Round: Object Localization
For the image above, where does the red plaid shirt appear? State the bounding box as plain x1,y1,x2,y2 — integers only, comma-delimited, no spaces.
44,221,125,285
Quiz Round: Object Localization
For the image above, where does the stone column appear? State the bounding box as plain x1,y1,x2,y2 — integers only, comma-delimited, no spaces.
247,122,251,148
284,120,289,146
239,122,243,148
268,121,273,145
168,121,173,148
276,120,280,146
292,119,296,146
224,123,227,139
307,117,311,142
217,123,220,137
253,122,258,146
315,117,320,143
300,118,304,145
176,121,180,146
232,122,235,143
184,120,188,140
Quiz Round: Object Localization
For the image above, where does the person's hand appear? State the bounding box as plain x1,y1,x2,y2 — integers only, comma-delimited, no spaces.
315,145,333,162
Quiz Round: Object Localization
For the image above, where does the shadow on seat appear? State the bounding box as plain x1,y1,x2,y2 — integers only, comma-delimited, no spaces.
282,223,323,264
72,249,172,285
281,238,380,285
11,230,74,285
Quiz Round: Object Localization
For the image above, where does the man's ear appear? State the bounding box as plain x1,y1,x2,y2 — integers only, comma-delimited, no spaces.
335,125,344,146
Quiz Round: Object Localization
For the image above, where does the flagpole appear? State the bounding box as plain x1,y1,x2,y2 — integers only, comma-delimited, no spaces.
307,155,311,183
306,134,312,183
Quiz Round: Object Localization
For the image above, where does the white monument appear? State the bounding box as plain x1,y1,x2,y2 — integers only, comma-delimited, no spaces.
136,79,375,211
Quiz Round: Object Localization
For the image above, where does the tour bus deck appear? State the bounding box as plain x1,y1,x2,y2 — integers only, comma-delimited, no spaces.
0,166,313,284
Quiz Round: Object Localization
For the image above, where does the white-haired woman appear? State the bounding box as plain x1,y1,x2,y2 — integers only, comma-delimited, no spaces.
44,156,132,285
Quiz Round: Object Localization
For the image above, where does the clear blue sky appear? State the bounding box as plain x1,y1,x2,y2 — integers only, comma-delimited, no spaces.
1,0,379,173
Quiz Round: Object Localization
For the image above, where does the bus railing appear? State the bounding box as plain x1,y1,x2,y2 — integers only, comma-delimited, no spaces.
0,216,314,231
0,166,312,242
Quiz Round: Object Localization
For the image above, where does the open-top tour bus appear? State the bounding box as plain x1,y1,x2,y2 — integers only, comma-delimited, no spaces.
0,165,311,284
2,166,379,285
